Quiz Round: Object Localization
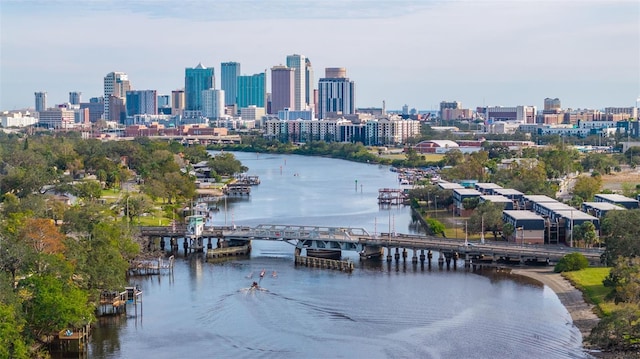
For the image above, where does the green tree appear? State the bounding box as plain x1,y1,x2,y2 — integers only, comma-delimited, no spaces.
0,302,29,359
572,175,602,202
601,209,640,265
554,252,589,272
19,273,93,341
208,152,248,176
604,256,640,304
589,303,640,351
426,218,445,237
468,202,505,240
73,180,103,201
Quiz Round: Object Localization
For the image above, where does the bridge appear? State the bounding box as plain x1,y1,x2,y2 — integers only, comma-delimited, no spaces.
138,224,604,266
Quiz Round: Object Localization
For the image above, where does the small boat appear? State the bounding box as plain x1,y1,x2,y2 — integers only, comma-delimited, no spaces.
271,271,277,278
260,269,266,278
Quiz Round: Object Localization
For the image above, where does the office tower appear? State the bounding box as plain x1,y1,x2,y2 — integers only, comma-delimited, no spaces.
317,67,355,119
237,72,266,109
34,92,47,112
80,97,104,123
185,63,215,111
171,90,185,115
543,98,562,114
270,65,295,114
69,91,82,105
305,58,314,110
202,89,225,119
104,72,131,120
286,54,306,110
221,62,240,106
126,90,157,116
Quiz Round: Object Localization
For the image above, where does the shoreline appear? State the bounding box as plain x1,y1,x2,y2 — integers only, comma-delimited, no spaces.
511,267,600,347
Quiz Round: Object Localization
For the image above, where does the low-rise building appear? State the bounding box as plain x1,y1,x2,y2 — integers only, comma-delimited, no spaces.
594,194,639,209
502,210,546,245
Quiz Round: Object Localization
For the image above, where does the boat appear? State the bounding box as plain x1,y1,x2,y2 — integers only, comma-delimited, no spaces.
306,248,342,260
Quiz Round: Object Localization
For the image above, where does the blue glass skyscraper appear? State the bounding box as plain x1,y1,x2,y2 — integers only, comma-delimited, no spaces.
221,62,240,107
185,63,215,111
237,72,266,109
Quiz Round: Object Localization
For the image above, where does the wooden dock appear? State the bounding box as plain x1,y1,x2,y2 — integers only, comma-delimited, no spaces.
207,244,251,258
128,255,174,276
294,255,354,272
56,324,91,354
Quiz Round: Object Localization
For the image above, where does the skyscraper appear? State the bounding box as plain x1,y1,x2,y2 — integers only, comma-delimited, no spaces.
270,65,295,114
237,72,266,109
221,62,240,107
185,63,215,111
286,54,306,111
202,89,225,119
317,67,355,119
34,92,47,112
126,90,157,117
171,90,185,115
305,58,314,110
104,72,131,120
69,91,82,105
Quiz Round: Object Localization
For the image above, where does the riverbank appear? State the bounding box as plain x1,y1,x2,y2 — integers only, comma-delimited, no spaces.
511,267,600,346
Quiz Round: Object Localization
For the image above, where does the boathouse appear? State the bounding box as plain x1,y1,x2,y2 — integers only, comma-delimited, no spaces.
479,195,513,210
594,194,639,209
474,182,503,195
452,188,482,216
502,210,545,244
581,201,626,218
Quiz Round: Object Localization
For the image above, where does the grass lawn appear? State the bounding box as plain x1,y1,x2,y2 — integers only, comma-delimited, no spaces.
564,267,613,315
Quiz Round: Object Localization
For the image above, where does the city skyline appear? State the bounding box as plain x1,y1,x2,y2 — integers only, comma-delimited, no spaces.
1,0,638,111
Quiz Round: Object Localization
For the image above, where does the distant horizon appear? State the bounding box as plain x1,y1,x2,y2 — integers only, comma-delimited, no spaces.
1,0,638,110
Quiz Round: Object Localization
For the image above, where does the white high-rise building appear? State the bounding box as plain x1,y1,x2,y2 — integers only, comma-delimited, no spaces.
286,54,306,111
202,89,225,119
103,72,131,120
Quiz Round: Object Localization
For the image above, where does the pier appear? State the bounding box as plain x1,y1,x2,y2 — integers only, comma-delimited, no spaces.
378,188,408,205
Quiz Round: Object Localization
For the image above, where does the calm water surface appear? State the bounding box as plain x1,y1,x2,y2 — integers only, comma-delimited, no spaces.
89,153,587,359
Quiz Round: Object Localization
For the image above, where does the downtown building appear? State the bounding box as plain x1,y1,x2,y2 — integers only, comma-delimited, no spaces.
317,67,355,120
201,89,225,120
264,116,419,145
185,63,215,111
34,92,47,112
221,62,240,107
237,72,266,109
270,65,295,114
126,90,157,118
286,54,314,111
103,72,131,121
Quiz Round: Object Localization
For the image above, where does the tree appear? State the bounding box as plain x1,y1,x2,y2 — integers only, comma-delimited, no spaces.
19,218,65,256
426,218,445,237
468,202,505,240
574,221,597,248
554,252,589,272
601,210,640,265
604,256,640,305
207,152,248,176
0,302,29,359
19,273,93,341
73,180,102,201
589,303,640,351
572,175,602,202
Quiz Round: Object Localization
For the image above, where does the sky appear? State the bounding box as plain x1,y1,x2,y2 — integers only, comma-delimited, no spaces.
0,0,639,111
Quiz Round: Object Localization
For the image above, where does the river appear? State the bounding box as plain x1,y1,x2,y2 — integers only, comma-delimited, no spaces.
88,152,587,358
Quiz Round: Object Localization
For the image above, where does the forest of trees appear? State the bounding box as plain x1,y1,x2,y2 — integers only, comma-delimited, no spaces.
0,132,218,357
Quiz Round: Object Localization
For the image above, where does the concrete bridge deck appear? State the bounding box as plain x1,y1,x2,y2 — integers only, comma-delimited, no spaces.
139,224,604,264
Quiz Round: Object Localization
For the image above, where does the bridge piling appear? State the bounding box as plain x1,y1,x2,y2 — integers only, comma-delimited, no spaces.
394,248,400,262
402,248,408,263
411,249,418,265
160,238,165,251
438,252,444,269
386,247,392,263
